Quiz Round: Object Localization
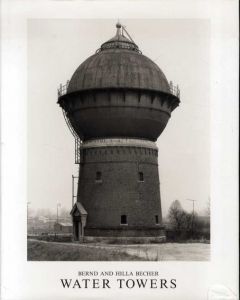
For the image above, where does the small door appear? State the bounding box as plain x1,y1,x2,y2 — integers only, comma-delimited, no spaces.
74,220,83,241
78,221,82,237
74,221,79,240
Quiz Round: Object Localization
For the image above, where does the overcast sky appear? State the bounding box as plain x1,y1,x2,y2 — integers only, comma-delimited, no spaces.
28,19,210,217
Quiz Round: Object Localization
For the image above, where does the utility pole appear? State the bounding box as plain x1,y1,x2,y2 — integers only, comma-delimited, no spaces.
186,199,197,236
57,203,61,223
27,202,31,234
27,202,31,220
72,175,74,208
72,175,79,208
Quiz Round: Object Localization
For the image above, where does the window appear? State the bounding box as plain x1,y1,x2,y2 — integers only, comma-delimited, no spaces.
138,172,144,182
121,215,127,225
95,171,102,181
155,215,159,224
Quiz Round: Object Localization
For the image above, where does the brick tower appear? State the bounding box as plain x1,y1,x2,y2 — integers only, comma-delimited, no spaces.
58,23,180,242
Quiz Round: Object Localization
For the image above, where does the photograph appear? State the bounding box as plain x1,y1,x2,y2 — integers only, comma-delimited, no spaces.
27,19,211,261
1,1,238,299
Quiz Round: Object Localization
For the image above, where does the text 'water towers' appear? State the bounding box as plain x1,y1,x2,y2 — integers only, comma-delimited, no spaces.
58,23,180,242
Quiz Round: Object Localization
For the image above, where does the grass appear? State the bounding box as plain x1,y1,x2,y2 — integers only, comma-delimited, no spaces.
28,239,210,261
118,242,210,261
27,239,145,261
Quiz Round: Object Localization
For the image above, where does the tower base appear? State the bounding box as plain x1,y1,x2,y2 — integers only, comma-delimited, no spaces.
84,226,165,237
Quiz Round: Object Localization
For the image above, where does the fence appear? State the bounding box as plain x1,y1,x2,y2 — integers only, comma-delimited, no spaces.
57,80,180,98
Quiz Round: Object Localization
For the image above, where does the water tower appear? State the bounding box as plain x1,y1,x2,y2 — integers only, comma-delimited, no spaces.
57,23,180,242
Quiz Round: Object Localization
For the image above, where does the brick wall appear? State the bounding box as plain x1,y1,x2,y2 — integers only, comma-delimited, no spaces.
77,143,163,237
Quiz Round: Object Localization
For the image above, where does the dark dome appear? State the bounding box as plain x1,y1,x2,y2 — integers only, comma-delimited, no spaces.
67,50,170,94
67,24,170,94
58,23,180,142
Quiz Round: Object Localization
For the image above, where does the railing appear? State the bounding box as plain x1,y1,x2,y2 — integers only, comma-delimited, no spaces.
169,81,180,98
58,80,69,97
58,80,180,98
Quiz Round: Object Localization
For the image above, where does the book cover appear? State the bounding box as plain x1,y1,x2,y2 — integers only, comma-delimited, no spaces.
1,1,238,299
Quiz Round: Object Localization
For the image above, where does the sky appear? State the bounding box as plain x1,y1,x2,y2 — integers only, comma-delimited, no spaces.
27,19,210,217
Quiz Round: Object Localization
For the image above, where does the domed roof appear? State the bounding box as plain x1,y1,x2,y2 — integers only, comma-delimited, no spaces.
99,22,140,53
67,23,171,94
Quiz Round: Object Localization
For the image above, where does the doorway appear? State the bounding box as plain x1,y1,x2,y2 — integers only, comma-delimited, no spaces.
70,202,87,241
74,221,79,240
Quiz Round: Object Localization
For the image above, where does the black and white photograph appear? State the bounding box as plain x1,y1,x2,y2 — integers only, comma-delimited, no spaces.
27,19,210,261
1,1,238,300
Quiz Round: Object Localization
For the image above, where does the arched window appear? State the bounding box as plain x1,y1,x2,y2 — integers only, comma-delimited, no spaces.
121,215,127,225
155,215,159,224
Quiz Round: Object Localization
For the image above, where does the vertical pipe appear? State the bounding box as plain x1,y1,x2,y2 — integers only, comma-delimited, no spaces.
192,200,195,233
72,175,74,208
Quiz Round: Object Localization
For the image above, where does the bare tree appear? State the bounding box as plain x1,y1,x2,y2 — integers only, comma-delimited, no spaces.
168,200,193,230
183,212,194,231
168,200,185,230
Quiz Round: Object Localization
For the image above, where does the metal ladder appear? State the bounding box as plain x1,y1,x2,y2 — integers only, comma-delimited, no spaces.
62,109,81,164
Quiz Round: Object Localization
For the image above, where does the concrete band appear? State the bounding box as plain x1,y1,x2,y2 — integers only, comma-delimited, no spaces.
82,138,157,150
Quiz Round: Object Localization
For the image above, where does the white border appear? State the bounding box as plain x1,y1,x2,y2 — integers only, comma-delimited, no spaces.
1,1,239,300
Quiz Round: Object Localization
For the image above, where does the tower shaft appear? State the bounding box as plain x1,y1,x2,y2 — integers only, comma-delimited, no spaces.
77,138,164,238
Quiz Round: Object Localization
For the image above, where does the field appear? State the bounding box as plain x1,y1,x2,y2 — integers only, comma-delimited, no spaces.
28,239,210,261
28,239,144,261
